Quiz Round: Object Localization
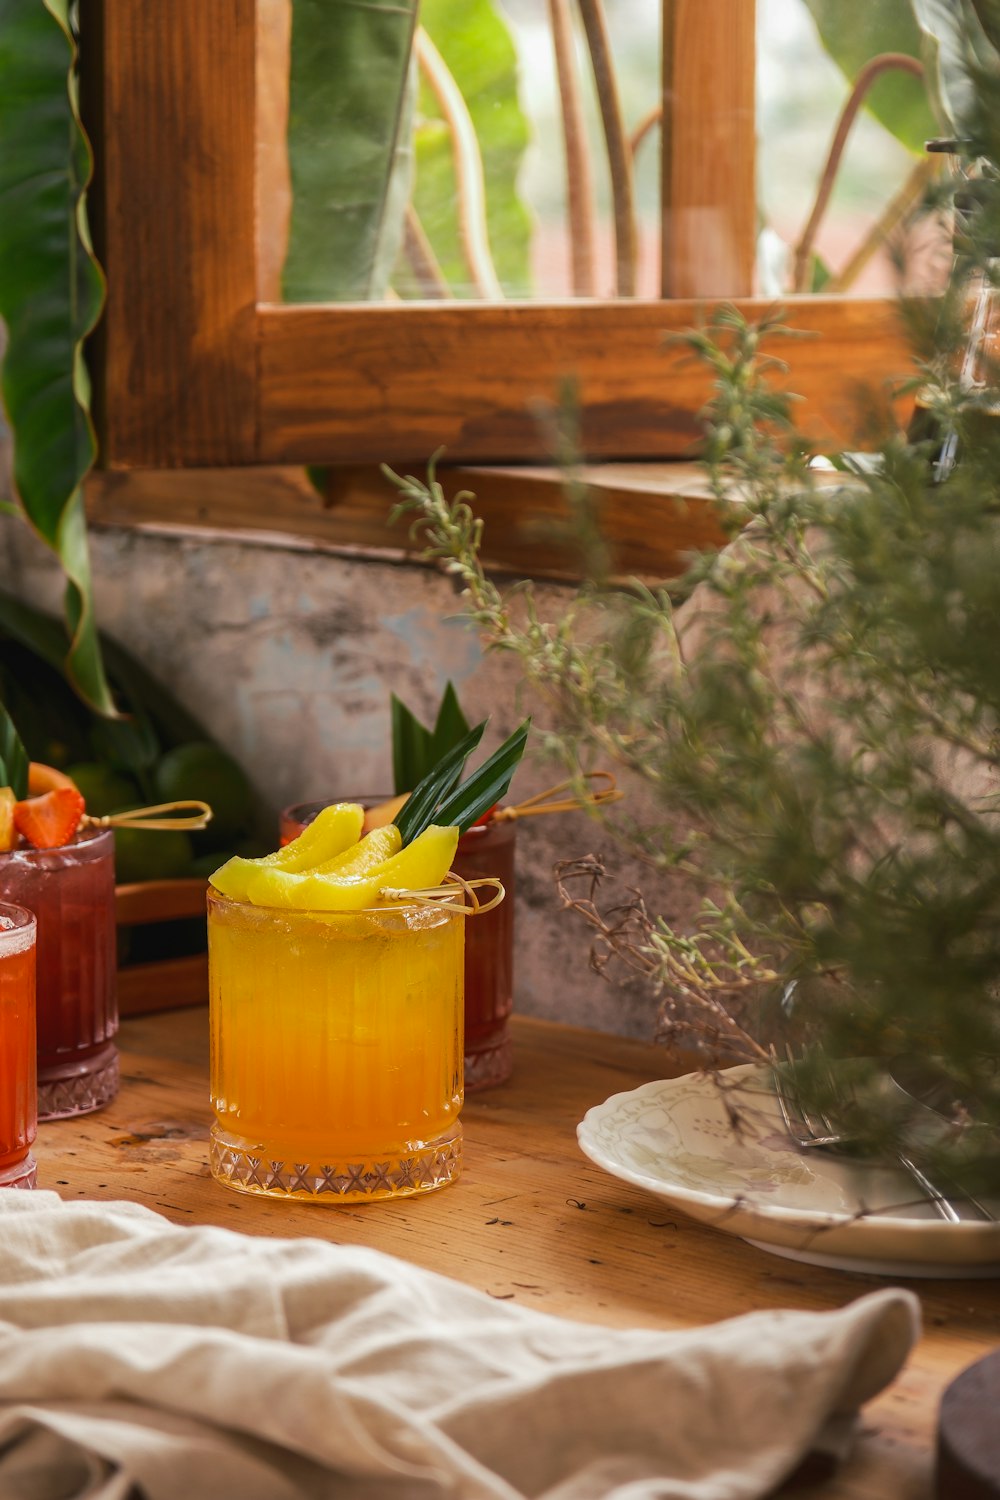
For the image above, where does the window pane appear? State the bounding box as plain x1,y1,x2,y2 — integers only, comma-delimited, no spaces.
257,0,661,304
756,0,950,297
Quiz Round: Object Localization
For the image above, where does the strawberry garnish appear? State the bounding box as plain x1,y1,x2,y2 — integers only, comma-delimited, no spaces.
13,787,86,850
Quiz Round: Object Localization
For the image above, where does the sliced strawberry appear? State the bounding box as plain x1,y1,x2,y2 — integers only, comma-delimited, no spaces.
13,787,86,850
0,787,16,852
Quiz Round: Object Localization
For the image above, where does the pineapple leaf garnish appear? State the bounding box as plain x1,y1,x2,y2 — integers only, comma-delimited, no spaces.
391,680,472,793
435,719,530,834
395,718,531,844
394,720,486,846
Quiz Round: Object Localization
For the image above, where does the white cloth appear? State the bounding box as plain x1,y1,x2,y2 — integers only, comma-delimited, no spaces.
0,1192,918,1500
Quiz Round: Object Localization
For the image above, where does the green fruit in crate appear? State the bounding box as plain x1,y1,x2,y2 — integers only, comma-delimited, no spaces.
189,850,234,880
155,741,254,843
64,762,140,816
114,819,194,885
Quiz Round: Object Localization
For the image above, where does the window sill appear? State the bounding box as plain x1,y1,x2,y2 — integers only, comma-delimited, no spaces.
85,461,728,583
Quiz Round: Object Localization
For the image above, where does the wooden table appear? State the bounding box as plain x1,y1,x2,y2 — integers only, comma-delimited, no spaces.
36,1010,1000,1499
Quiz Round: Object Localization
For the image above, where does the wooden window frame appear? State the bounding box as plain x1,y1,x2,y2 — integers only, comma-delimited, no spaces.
83,0,915,477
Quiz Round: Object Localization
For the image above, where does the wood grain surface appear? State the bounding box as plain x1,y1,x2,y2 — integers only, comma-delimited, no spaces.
93,0,258,466
34,1010,1000,1500
662,1,757,297
256,297,912,465
85,460,730,582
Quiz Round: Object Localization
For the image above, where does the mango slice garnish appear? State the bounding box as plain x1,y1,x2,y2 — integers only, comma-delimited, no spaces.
209,801,364,900
246,824,459,912
245,824,402,908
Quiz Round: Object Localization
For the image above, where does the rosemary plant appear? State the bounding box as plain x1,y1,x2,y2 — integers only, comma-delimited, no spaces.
383,90,1000,1191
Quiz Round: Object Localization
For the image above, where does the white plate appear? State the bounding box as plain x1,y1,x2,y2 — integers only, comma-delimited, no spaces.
577,1066,1000,1278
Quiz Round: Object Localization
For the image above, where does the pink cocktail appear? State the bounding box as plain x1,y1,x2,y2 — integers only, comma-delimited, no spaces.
0,904,37,1189
0,828,118,1119
280,801,516,1091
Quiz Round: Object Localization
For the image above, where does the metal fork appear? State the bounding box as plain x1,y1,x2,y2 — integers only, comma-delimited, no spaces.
770,1047,966,1223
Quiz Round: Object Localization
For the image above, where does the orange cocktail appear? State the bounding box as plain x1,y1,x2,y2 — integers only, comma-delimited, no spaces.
281,800,515,1091
208,890,464,1201
0,904,37,1190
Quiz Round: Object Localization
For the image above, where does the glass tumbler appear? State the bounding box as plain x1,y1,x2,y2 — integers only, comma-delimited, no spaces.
208,889,465,1202
0,904,37,1189
281,800,516,1091
0,829,118,1120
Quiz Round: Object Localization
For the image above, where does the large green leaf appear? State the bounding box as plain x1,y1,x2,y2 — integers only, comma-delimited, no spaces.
283,0,419,301
0,0,112,714
407,0,532,297
803,0,936,152
0,591,215,788
0,702,28,799
911,0,1000,137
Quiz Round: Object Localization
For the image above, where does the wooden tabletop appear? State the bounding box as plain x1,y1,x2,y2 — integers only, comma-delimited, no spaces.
35,1010,1000,1499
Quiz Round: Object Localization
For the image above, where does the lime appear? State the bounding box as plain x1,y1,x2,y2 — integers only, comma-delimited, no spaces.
154,742,255,842
189,850,233,880
113,822,194,885
64,762,140,817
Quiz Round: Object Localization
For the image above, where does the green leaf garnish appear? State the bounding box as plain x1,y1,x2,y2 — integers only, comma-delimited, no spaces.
395,717,531,844
394,720,486,845
435,719,531,834
391,691,432,795
0,701,29,800
391,680,473,793
428,681,471,767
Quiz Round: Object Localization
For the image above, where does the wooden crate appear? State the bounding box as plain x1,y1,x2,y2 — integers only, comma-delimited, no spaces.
116,878,208,1017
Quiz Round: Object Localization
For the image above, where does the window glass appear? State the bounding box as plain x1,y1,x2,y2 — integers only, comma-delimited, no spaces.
258,0,660,304
756,0,949,296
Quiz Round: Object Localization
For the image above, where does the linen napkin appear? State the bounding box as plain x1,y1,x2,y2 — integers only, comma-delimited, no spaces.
0,1192,918,1500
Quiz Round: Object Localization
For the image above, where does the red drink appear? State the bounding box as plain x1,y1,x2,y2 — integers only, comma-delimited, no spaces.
454,818,515,1089
0,904,37,1189
0,829,118,1119
280,801,516,1091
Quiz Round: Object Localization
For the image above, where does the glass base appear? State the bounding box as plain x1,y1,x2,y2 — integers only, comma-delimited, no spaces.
0,1154,36,1190
209,1122,462,1203
38,1046,119,1121
465,1029,513,1092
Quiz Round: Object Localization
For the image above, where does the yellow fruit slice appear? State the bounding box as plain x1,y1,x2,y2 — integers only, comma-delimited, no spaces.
0,787,16,852
361,792,408,833
246,824,402,908
248,824,459,912
209,802,364,899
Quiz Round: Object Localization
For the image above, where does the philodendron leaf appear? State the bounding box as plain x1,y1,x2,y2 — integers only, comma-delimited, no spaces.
406,0,532,297
0,701,28,799
283,0,419,301
969,0,1000,52
0,0,113,715
911,0,1000,138
804,0,935,152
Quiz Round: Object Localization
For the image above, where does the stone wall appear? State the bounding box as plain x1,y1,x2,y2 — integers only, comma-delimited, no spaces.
0,511,666,1040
